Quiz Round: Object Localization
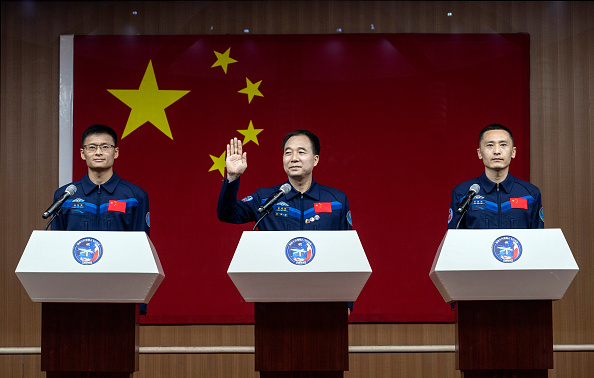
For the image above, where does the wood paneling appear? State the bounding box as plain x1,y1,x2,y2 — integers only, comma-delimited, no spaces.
2,1,593,377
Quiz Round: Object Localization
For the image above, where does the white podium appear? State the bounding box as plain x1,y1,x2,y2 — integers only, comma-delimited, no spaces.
429,229,578,378
228,230,371,377
16,230,164,302
15,230,165,378
228,230,371,302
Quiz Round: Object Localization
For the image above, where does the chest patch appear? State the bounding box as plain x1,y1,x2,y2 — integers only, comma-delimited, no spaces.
274,202,289,217
108,200,127,213
71,198,86,213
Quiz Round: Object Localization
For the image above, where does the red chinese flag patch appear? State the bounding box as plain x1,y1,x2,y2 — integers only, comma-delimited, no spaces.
510,198,528,209
314,202,332,213
108,200,127,213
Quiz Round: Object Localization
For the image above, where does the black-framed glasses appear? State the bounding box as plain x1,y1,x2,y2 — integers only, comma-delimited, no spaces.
83,144,115,153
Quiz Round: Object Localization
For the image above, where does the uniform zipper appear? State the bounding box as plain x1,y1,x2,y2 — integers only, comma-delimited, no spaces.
97,185,101,230
496,183,501,228
300,193,304,230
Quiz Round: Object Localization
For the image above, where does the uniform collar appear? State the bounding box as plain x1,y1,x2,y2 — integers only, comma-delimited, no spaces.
81,171,120,195
285,179,320,200
478,171,514,194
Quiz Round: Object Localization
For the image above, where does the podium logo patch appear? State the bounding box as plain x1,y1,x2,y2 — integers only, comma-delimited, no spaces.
492,235,522,263
285,237,316,265
73,237,103,265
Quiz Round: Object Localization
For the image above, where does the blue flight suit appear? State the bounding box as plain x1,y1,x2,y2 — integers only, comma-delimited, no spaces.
51,172,150,314
217,178,352,230
52,172,150,235
447,172,544,229
218,177,354,310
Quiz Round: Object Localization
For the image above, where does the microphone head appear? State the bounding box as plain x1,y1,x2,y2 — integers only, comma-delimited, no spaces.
280,183,291,194
65,184,77,196
469,183,480,194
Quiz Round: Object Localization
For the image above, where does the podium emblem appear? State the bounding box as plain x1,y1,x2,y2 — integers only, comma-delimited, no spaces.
285,237,316,265
73,237,103,265
492,235,522,263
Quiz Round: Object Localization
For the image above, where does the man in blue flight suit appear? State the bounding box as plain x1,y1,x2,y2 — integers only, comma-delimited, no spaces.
218,130,354,375
52,124,150,234
51,124,150,313
217,130,352,231
448,124,544,229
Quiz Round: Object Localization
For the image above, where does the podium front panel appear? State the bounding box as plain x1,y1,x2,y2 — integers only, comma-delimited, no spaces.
429,228,578,302
228,230,371,302
16,230,165,303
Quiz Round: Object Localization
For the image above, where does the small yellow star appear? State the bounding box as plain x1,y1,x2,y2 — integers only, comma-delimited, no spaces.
108,60,190,139
238,78,263,104
209,151,227,177
237,121,264,145
211,48,237,74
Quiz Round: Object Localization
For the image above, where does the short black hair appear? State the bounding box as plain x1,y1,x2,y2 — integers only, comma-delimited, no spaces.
282,130,320,156
81,124,118,147
478,124,514,146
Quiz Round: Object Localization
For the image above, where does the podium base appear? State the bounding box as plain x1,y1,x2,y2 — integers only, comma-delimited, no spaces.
46,373,132,378
456,300,553,374
41,303,139,375
462,370,548,378
260,372,343,378
255,302,348,374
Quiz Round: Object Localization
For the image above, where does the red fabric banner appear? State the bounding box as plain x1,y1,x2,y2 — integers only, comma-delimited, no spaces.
71,34,530,324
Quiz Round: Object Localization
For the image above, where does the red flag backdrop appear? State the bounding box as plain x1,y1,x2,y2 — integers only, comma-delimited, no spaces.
71,34,530,324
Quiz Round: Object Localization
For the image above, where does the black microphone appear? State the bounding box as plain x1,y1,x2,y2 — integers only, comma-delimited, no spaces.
43,184,77,219
456,184,480,214
257,183,291,214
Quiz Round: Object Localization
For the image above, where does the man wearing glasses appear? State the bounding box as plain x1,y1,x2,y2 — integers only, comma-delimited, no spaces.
51,124,150,235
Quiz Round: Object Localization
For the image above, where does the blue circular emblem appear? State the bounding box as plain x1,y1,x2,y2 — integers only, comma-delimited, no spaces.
73,237,103,265
285,237,316,265
492,235,522,263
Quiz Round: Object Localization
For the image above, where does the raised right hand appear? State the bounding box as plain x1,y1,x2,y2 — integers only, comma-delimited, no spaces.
226,137,247,182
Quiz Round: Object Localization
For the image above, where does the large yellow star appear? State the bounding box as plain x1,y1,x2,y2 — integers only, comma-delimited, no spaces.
238,121,264,145
209,151,227,177
238,78,263,104
211,48,237,74
108,60,190,139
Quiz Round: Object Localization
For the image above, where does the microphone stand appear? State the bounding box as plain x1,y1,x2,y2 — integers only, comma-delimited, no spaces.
455,197,474,229
451,205,469,311
253,207,273,231
455,210,467,229
44,207,63,230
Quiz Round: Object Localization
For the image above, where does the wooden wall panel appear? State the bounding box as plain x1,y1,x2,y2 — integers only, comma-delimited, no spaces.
1,1,592,377
0,355,42,378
